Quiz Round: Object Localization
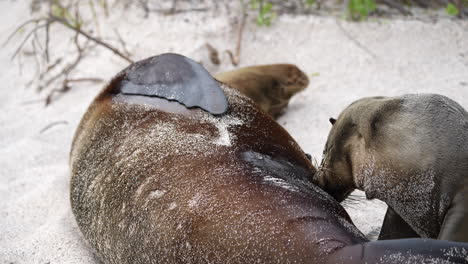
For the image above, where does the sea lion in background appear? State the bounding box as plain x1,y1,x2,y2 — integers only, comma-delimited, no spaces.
70,54,468,263
315,94,468,242
214,64,309,118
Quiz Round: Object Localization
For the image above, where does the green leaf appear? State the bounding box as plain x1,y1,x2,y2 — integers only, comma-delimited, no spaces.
256,15,264,26
250,0,259,10
264,2,273,12
305,0,316,6
446,3,459,16
347,0,376,20
310,72,320,78
51,4,65,18
252,0,276,26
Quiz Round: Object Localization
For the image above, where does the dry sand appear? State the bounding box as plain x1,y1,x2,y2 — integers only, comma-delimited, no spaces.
1,1,467,263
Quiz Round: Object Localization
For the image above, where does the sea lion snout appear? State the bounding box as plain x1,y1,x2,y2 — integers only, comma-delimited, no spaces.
315,161,354,203
312,168,325,189
315,133,363,203
282,64,309,99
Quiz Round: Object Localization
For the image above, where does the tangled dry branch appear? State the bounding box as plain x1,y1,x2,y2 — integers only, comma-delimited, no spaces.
4,1,133,106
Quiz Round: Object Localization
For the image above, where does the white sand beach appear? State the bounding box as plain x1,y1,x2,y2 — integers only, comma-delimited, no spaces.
1,1,467,263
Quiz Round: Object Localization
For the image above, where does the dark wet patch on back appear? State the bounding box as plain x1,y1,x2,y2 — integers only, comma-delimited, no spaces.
241,151,318,194
116,53,228,115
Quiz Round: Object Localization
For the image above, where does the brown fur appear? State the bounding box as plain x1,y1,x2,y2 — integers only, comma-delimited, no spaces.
70,56,468,263
214,64,309,118
70,74,368,264
315,94,468,242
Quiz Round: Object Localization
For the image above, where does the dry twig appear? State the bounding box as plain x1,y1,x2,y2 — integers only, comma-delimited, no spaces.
5,1,132,106
205,43,221,65
49,14,133,63
39,120,68,134
226,1,248,66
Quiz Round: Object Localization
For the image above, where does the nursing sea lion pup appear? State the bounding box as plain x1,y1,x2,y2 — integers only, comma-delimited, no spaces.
214,64,309,118
71,55,468,263
315,94,468,242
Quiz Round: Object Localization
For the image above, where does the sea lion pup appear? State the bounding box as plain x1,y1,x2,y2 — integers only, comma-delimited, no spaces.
70,54,468,263
314,94,468,242
214,64,309,118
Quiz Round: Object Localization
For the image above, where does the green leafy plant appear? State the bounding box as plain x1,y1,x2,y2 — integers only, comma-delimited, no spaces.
347,0,377,21
250,0,277,26
305,0,316,7
446,3,460,16
248,0,319,27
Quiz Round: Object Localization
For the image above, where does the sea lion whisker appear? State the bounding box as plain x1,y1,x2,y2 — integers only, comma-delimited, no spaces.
319,167,335,174
309,156,320,169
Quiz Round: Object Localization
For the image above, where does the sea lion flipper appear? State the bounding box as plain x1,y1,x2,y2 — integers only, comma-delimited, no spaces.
118,53,228,115
329,239,468,263
438,188,468,242
378,207,419,240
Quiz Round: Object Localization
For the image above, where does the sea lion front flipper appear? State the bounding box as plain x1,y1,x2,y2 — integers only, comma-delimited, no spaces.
378,207,420,240
214,64,309,118
118,53,228,115
328,239,468,263
438,187,468,242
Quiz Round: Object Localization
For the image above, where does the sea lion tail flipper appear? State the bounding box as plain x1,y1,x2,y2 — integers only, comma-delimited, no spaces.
328,239,468,263
378,207,420,240
117,53,228,115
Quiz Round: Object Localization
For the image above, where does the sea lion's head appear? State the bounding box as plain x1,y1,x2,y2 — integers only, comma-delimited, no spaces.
214,64,309,118
262,64,309,118
313,97,401,202
279,64,310,98
313,113,362,203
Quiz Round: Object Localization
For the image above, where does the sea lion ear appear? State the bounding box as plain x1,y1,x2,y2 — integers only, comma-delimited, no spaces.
118,53,228,115
329,118,336,125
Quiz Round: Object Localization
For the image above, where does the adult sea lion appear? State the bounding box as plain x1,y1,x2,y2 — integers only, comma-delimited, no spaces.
214,64,309,118
315,94,468,242
70,54,468,263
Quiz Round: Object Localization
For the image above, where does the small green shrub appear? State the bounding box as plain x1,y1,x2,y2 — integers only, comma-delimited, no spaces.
305,0,316,7
347,0,377,21
446,3,459,16
250,0,277,26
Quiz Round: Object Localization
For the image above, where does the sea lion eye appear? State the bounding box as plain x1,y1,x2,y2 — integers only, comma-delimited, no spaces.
329,118,336,125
